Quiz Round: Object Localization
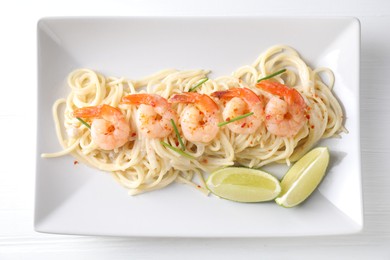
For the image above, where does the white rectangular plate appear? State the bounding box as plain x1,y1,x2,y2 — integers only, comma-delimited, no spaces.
35,17,362,237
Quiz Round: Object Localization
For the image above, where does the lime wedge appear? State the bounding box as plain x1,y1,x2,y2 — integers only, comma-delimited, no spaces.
275,147,330,208
206,167,281,202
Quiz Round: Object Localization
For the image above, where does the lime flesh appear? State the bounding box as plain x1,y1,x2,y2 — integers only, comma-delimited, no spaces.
206,167,281,202
275,147,330,207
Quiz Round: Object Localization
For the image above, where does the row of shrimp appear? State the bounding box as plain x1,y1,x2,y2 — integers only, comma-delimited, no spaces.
72,80,308,150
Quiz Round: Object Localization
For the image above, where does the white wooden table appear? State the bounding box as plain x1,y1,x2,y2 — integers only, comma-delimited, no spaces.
1,0,389,259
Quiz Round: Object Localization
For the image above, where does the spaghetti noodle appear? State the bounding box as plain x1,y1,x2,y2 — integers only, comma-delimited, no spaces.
41,45,345,195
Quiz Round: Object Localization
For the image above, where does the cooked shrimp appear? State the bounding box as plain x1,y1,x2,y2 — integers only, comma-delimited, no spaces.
211,88,264,134
73,104,130,150
169,92,220,143
256,80,307,137
121,94,178,138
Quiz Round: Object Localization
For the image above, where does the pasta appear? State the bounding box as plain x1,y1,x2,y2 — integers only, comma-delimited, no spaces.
42,45,345,195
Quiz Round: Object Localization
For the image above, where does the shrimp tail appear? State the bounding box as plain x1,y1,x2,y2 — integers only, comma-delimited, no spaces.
170,93,219,112
212,88,259,101
256,80,305,107
73,104,121,118
169,93,195,104
73,105,103,118
211,90,237,100
122,94,160,107
256,80,287,96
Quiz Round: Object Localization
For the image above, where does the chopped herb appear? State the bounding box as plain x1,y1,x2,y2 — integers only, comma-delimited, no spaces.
76,117,91,129
170,119,185,150
160,141,196,159
189,78,209,92
257,69,286,82
218,112,254,127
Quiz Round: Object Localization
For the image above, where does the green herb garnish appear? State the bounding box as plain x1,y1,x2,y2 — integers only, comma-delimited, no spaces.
257,69,286,82
218,112,254,127
76,117,91,129
171,119,185,150
189,78,209,92
160,141,196,159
